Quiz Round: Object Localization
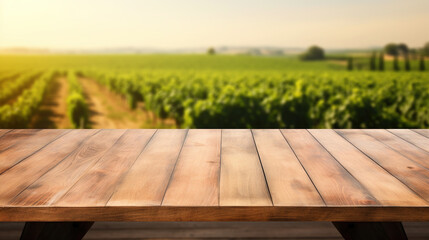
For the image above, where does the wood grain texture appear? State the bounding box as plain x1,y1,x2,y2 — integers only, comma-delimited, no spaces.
310,129,427,206
0,130,98,205
2,206,429,222
9,129,126,206
107,129,188,206
337,130,429,201
220,129,272,206
0,129,40,151
162,129,221,206
54,129,156,206
281,129,377,206
0,129,68,174
1,129,429,222
252,129,324,206
0,129,11,139
413,129,429,138
364,129,429,169
388,129,429,153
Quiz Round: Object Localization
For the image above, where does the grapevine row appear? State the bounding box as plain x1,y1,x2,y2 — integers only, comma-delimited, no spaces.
66,71,89,128
0,71,42,105
0,71,56,128
85,70,429,129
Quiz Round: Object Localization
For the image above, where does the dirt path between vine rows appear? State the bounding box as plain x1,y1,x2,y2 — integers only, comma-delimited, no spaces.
31,77,71,129
79,77,175,129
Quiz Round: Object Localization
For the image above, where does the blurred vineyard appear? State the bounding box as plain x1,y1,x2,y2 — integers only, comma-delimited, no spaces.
0,55,428,129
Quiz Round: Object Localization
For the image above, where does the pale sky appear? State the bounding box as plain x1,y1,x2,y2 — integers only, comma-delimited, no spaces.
0,0,428,49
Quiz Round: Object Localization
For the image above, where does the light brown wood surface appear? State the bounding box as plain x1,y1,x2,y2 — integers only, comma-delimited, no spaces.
0,129,98,205
10,129,126,206
310,129,427,206
55,129,156,206
1,129,429,222
220,129,272,206
0,129,11,138
252,129,324,206
281,129,376,206
338,129,429,201
0,129,68,174
107,129,188,206
413,129,429,138
388,129,429,152
162,129,221,206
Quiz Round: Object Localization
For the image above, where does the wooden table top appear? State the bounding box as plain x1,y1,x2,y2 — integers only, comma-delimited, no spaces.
0,129,429,222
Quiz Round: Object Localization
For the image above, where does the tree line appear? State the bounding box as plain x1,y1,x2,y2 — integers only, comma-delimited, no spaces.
347,42,428,71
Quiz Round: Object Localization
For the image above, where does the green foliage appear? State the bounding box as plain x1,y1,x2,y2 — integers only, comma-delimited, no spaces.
369,52,376,71
66,71,89,128
0,71,21,86
1,55,428,130
300,46,325,61
207,47,216,55
420,55,426,71
393,56,400,71
423,42,429,57
0,71,41,105
86,70,429,129
397,43,409,56
0,55,342,72
347,58,353,71
405,55,411,71
0,71,55,128
385,43,398,57
378,52,385,71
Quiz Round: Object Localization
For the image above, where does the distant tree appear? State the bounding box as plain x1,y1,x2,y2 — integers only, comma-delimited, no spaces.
423,42,429,57
404,54,411,71
378,52,385,71
300,45,325,61
420,55,426,71
385,43,398,57
393,55,400,71
207,47,216,55
370,52,376,71
397,43,409,57
347,58,353,71
409,48,418,60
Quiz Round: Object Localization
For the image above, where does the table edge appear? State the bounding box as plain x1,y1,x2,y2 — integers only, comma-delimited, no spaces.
2,206,429,222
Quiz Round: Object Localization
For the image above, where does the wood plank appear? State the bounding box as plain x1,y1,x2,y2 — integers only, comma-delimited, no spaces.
0,129,11,139
220,129,272,206
280,129,377,206
9,129,126,206
0,130,98,205
337,130,429,201
413,129,429,138
0,129,38,151
107,129,188,206
364,129,429,169
252,129,324,206
388,129,429,153
54,129,156,206
162,129,221,206
309,129,427,206
2,206,429,222
0,129,68,174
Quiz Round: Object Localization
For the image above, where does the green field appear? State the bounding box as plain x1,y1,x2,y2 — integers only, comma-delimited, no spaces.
0,54,428,129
